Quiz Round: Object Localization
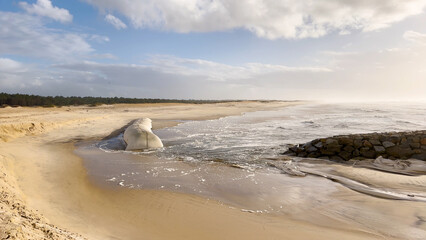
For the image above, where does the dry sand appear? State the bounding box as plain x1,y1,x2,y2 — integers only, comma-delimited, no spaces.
0,101,383,239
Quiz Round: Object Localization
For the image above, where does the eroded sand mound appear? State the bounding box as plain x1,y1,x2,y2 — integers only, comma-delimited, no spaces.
123,118,163,150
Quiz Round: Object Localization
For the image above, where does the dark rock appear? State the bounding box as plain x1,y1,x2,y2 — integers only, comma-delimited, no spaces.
353,149,360,157
302,142,313,149
390,135,400,144
297,152,308,157
320,149,336,156
338,151,352,160
282,130,426,162
363,140,373,148
325,139,339,145
338,137,353,145
307,152,321,158
412,153,426,161
386,146,414,159
382,141,395,148
360,147,376,159
353,139,363,148
307,146,318,152
410,143,421,149
379,136,391,142
343,145,354,152
373,146,386,153
314,142,323,148
325,145,342,153
330,156,344,162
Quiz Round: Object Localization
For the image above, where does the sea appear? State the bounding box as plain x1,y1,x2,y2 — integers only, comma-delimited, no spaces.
76,102,426,240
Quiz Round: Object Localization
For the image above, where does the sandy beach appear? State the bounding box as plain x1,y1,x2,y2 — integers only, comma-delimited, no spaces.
0,101,402,239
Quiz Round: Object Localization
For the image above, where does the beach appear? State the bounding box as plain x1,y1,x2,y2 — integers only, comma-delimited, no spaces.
0,101,423,240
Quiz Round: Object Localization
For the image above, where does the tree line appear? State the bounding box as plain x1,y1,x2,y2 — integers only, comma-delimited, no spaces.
0,93,237,107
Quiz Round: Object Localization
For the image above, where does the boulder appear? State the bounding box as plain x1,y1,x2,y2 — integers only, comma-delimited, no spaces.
123,118,164,151
382,141,395,148
386,146,413,159
373,146,386,153
353,139,363,148
363,140,373,148
360,147,376,159
338,151,352,160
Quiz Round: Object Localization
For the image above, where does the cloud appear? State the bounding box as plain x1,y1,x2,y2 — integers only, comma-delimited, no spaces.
0,58,26,73
0,11,93,60
2,51,426,101
403,30,426,45
83,0,426,39
19,0,73,23
105,14,127,29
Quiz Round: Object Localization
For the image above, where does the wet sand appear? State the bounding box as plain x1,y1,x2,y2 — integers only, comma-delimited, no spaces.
0,101,408,239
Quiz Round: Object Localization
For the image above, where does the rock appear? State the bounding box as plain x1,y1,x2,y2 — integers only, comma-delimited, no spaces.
382,141,395,148
412,153,426,161
353,139,363,148
360,147,376,159
363,140,373,148
282,130,426,162
123,118,164,151
410,143,421,149
370,139,381,145
314,142,323,148
307,146,317,152
343,145,354,152
325,144,342,153
338,151,352,160
373,146,386,153
320,149,336,156
386,146,414,159
330,156,344,162
297,152,308,157
325,139,339,145
390,135,400,144
352,149,360,157
307,152,321,158
338,137,353,145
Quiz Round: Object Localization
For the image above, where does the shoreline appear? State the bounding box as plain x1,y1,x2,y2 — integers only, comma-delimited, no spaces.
0,101,386,239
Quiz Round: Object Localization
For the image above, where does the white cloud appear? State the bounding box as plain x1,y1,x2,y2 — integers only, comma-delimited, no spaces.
403,30,426,45
144,55,332,81
0,58,26,73
0,11,93,60
20,0,73,23
105,14,127,29
84,0,426,39
2,51,426,101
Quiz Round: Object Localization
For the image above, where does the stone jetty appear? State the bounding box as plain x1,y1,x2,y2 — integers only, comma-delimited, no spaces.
284,130,426,161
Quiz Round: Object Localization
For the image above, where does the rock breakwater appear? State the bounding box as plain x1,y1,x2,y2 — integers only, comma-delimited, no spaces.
284,130,426,161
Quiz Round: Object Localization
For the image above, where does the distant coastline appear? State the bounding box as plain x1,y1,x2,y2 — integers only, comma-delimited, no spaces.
0,92,294,108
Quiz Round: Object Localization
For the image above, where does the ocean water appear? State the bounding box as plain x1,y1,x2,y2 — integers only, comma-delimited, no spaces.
76,103,426,239
153,103,426,166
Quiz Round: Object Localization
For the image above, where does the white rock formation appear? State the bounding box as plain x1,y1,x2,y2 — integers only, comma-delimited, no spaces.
123,118,163,151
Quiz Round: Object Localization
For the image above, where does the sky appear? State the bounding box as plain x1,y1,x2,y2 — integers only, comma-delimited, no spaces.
1,0,426,101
